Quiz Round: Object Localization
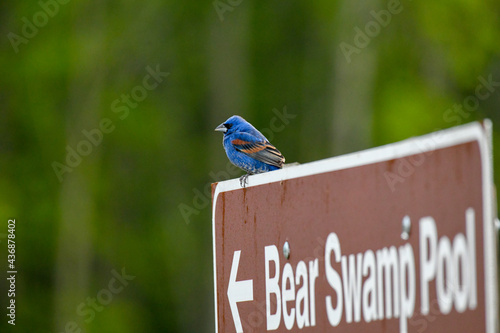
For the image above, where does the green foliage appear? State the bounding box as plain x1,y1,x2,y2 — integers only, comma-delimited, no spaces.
0,0,499,332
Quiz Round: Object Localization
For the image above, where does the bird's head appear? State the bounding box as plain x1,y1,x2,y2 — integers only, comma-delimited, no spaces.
214,115,248,135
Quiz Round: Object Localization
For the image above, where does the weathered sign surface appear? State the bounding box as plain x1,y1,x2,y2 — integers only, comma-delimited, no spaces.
212,121,497,333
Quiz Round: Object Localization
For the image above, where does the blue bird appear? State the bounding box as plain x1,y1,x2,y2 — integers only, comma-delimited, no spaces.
215,115,285,186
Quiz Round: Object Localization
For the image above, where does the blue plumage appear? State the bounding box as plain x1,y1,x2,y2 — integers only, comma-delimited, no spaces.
215,115,285,184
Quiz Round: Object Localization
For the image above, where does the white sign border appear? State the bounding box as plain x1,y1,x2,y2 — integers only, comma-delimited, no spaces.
212,120,498,333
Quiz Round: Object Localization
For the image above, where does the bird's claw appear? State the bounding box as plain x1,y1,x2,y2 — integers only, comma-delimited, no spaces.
239,174,249,188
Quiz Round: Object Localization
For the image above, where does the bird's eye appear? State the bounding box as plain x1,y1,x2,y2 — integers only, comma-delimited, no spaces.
225,123,233,129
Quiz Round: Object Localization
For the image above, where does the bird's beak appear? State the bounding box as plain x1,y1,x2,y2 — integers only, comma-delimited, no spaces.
214,123,227,133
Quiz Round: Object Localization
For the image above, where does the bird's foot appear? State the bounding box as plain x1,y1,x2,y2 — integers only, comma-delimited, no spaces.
239,174,250,188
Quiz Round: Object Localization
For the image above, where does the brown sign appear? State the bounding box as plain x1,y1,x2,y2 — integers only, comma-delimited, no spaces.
212,121,498,333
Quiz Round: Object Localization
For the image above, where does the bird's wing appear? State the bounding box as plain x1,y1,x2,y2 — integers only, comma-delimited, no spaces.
230,133,285,168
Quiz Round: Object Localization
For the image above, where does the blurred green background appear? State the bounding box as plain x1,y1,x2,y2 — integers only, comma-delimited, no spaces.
1,0,500,332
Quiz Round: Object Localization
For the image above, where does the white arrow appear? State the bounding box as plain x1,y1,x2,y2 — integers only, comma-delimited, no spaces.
227,250,254,333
